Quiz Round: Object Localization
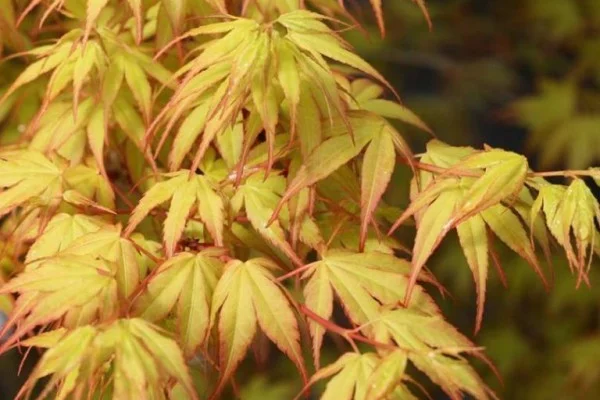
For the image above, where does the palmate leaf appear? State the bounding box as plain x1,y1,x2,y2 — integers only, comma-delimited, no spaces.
55,224,148,297
372,307,495,400
359,126,395,250
133,250,225,357
532,179,600,283
231,172,304,266
210,258,307,396
303,351,414,400
0,254,119,353
301,249,439,368
25,213,107,262
124,170,224,256
19,318,197,400
63,162,115,210
0,149,62,216
391,140,534,312
278,11,393,91
153,10,396,173
270,111,413,225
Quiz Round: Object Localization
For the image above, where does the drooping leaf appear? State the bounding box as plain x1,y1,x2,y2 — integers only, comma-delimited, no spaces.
134,250,224,356
211,258,306,395
302,249,438,353
0,254,119,351
360,127,395,250
20,319,197,400
456,215,488,333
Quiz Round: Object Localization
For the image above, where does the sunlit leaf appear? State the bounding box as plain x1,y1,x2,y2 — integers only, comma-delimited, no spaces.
211,258,306,394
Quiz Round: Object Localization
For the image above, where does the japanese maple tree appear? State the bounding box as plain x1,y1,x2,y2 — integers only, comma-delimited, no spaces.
0,0,599,399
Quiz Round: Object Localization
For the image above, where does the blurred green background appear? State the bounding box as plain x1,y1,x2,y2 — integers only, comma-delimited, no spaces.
351,0,600,399
1,0,600,399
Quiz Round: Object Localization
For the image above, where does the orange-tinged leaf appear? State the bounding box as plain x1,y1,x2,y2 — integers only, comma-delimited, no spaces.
125,173,186,235
85,0,110,42
366,350,408,400
302,250,437,341
410,352,492,400
0,42,71,103
361,98,433,134
127,318,197,398
286,27,395,95
26,213,105,262
239,173,302,266
303,265,333,370
123,58,153,121
456,215,488,333
86,108,107,176
481,204,547,288
0,254,118,349
216,121,243,169
246,260,306,381
163,180,196,256
102,58,124,109
46,59,76,101
0,179,56,217
212,259,305,394
138,257,191,322
212,260,257,395
370,0,385,36
277,38,301,136
411,0,433,30
21,328,67,348
296,81,323,157
23,319,198,400
72,43,98,114
308,352,360,385
178,260,210,356
272,112,378,222
135,251,223,356
407,189,461,303
196,175,224,246
62,190,115,215
453,151,528,226
127,0,143,43
360,128,395,250
305,352,378,400
169,102,210,170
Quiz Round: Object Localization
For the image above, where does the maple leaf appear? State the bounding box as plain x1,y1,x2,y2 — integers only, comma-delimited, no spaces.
231,172,303,266
0,254,119,353
25,213,106,262
0,150,63,216
63,162,115,211
56,225,147,298
133,250,225,357
270,111,412,226
210,258,307,396
301,351,414,400
18,318,197,400
125,170,224,256
389,140,538,320
532,179,600,284
372,307,496,400
301,249,439,368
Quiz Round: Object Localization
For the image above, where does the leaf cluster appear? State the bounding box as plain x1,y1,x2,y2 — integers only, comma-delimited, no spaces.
0,1,598,399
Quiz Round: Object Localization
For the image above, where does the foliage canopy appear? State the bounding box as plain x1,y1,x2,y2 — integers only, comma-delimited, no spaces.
0,0,599,399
